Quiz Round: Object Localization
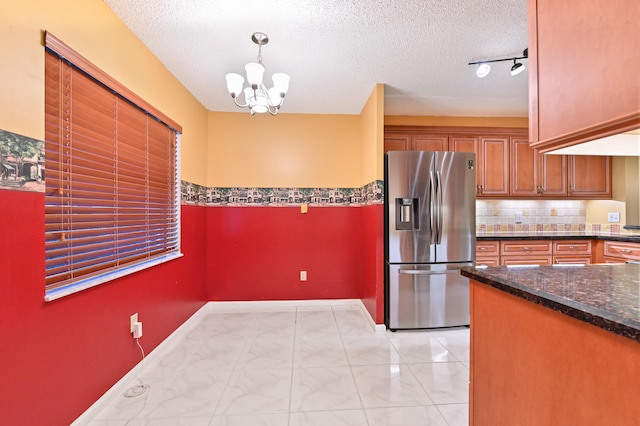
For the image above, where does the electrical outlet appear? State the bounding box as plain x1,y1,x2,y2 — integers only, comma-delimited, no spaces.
300,271,307,281
130,313,138,333
515,212,523,224
133,322,143,338
608,212,620,223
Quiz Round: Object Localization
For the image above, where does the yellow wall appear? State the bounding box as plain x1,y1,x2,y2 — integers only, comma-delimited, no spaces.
586,156,627,225
1,0,209,185
360,84,385,184
384,115,529,128
207,112,361,188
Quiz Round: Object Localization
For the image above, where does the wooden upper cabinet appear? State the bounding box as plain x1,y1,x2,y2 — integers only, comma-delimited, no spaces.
384,134,410,153
568,155,611,198
383,133,449,152
538,153,567,196
477,136,509,197
450,136,477,153
510,137,538,196
528,0,640,150
412,135,449,151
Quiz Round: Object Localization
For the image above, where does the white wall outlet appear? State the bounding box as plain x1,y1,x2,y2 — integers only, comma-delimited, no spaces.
300,271,307,281
515,212,523,224
130,313,138,333
133,322,143,338
608,212,620,223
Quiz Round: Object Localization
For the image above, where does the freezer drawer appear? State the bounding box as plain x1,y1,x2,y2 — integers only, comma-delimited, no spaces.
387,263,471,330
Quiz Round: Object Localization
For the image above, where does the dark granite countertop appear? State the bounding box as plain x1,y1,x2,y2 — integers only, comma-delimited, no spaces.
461,264,640,343
476,232,640,243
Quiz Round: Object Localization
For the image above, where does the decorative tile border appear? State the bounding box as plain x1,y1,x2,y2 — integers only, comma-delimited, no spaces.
180,180,384,207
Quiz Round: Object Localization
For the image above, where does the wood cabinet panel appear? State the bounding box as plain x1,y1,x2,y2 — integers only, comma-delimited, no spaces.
552,240,592,256
528,0,640,150
552,256,591,265
384,135,410,153
476,241,500,257
603,241,640,262
501,240,552,256
510,137,570,197
568,156,611,198
412,135,448,151
510,137,538,196
476,257,500,267
478,137,509,197
539,153,567,196
502,256,552,266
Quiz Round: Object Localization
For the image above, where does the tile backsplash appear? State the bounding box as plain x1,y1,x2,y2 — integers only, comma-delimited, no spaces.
476,200,587,233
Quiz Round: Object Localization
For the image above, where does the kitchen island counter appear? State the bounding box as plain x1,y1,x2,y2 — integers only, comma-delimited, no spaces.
461,263,640,342
462,263,640,425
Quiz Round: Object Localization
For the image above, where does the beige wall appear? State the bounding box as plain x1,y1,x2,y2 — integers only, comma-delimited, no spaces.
1,0,209,185
585,156,627,225
207,112,361,188
359,84,385,185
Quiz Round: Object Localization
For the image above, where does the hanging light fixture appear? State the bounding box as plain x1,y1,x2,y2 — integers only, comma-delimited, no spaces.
468,48,528,78
225,32,290,115
510,58,525,76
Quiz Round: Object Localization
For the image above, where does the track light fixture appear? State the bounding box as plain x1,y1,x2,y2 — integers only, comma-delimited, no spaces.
469,48,528,78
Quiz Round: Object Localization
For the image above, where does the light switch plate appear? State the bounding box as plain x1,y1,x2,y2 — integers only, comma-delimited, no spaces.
608,212,620,223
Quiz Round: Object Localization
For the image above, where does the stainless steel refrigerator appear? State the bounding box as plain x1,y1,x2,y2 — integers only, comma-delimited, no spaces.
385,151,476,330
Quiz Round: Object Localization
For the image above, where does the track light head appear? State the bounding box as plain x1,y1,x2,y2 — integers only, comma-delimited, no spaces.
476,63,491,78
510,60,525,76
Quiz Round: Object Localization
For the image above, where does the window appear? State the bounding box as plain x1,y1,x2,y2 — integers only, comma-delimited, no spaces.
44,32,182,301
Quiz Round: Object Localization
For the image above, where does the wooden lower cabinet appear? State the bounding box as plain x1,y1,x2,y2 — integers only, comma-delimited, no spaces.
476,241,500,267
602,240,640,263
552,240,592,264
470,280,640,425
477,239,596,265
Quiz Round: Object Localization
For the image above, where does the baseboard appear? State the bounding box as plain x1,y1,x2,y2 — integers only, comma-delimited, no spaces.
71,304,212,425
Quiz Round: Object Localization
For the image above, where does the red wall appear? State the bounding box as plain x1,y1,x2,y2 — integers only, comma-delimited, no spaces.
359,204,385,324
0,190,207,425
0,190,385,424
207,206,364,300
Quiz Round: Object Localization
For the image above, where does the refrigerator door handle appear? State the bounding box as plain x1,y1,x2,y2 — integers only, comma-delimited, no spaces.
435,171,444,244
398,269,462,275
428,171,436,244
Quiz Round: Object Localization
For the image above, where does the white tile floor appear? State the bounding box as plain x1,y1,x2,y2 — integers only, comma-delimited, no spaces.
80,301,469,425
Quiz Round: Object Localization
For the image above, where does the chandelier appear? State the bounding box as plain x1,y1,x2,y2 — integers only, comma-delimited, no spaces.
225,32,290,115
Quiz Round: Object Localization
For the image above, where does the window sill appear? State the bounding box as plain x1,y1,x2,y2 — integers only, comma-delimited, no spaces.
44,252,184,302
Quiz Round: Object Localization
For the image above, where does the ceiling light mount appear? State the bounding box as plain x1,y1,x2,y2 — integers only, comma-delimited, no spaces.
469,48,528,78
225,32,290,115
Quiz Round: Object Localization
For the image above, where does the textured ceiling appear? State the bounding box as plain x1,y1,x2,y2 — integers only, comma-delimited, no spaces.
103,0,528,117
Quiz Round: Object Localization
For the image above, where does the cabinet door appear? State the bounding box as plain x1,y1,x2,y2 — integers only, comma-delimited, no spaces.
451,136,480,194
529,0,639,148
568,155,611,198
384,135,410,153
510,137,538,196
539,153,567,196
478,137,509,197
412,135,449,151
